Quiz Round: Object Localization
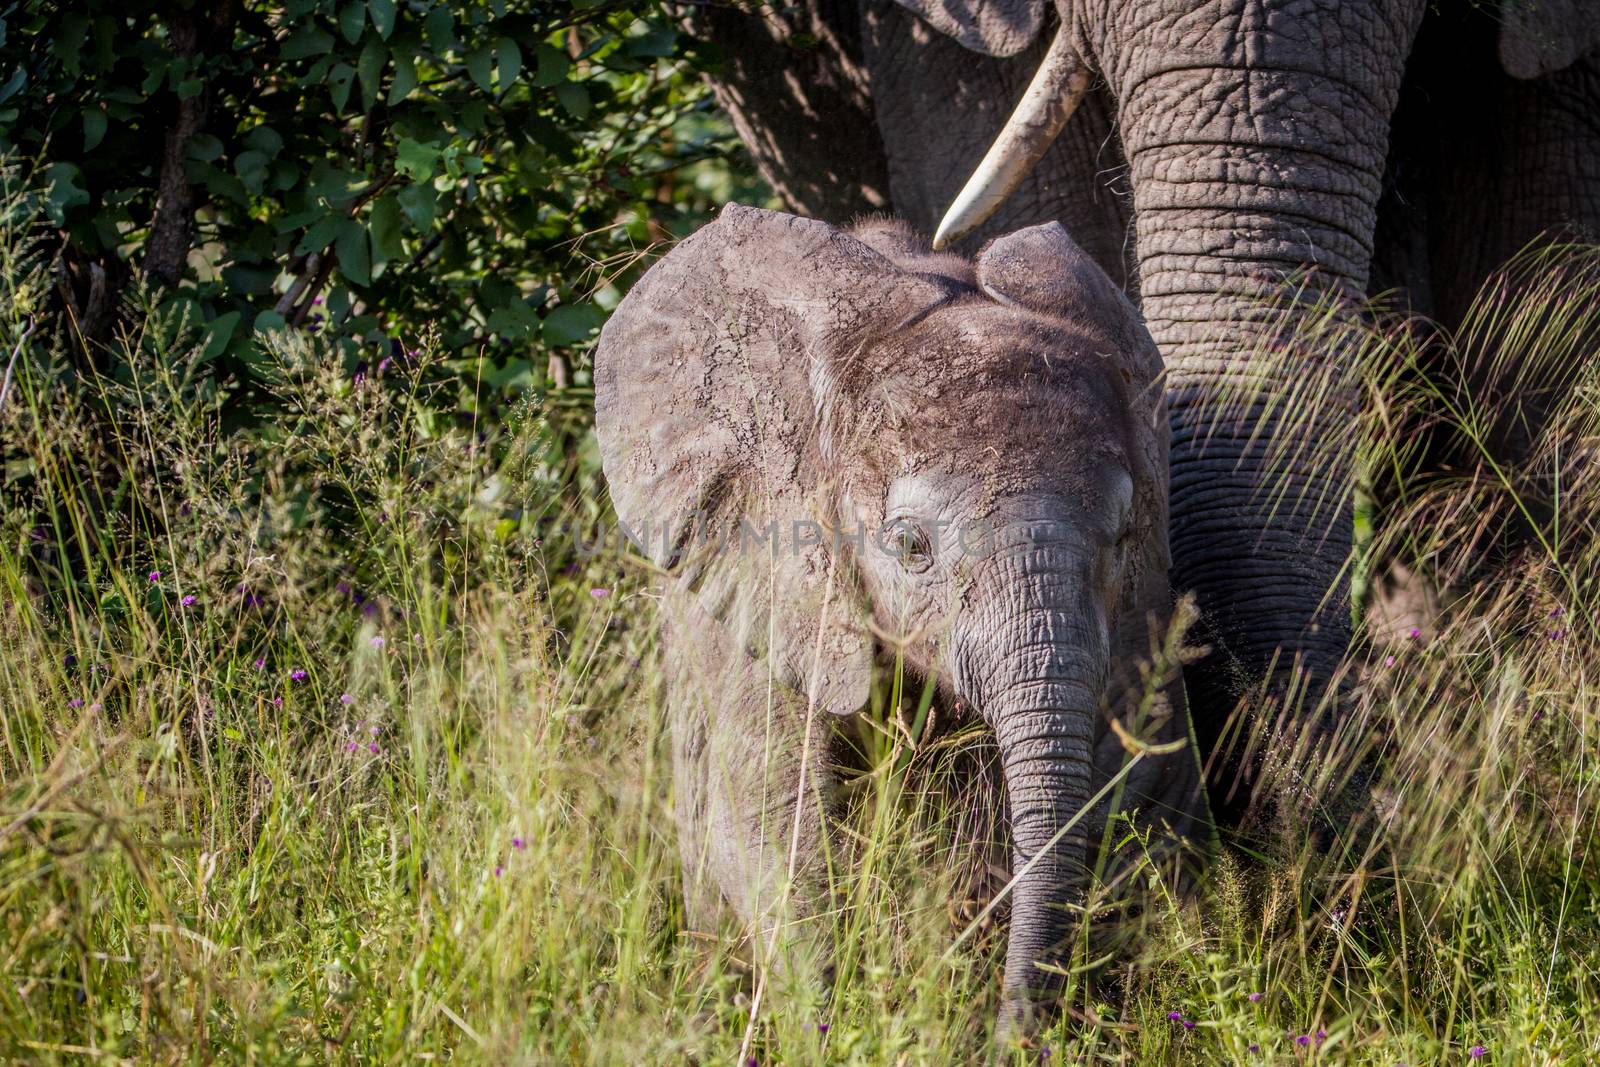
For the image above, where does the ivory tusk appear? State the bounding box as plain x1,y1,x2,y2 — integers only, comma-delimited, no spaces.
932,29,1091,250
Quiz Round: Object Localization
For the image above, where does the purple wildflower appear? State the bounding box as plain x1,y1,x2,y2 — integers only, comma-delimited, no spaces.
182,594,197,606
1248,992,1263,1003
340,693,354,705
1183,1020,1196,1031
254,658,266,669
1384,655,1395,667
590,587,610,599
290,669,308,682
1296,1035,1311,1047
88,703,101,713
512,837,526,850
817,1023,829,1035
1469,1047,1486,1059
1550,606,1565,618
1168,1011,1184,1022
272,697,283,707
346,741,358,752
68,698,83,709
370,635,385,648
1248,1044,1260,1054
148,571,161,582
1408,626,1421,639
368,742,380,754
1316,1030,1327,1043
494,865,503,878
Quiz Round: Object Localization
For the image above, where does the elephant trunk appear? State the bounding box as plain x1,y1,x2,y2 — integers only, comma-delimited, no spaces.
958,540,1106,1032
1101,8,1422,808
993,692,1095,1032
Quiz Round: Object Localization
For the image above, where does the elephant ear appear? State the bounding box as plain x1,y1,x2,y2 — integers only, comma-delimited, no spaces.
594,204,952,716
974,222,1162,405
1499,0,1600,79
889,0,1045,57
974,222,1171,574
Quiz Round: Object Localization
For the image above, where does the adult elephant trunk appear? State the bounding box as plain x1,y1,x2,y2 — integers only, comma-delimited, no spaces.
1102,5,1423,811
955,539,1106,1031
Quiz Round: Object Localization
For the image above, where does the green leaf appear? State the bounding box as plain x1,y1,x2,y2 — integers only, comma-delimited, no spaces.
338,0,365,44
625,27,677,58
368,0,397,40
234,149,270,193
328,62,355,111
296,214,343,255
200,311,241,362
82,108,106,151
335,220,371,286
465,45,494,93
394,137,437,181
423,7,454,50
243,125,284,156
368,194,404,261
281,27,334,60
487,303,539,340
387,53,417,104
43,163,89,224
253,309,287,334
187,134,224,162
555,82,589,118
495,38,522,91
542,303,604,346
357,37,387,110
532,44,569,88
397,183,436,229
309,162,368,206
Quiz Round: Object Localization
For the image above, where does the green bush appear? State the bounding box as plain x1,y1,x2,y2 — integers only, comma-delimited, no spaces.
0,0,764,422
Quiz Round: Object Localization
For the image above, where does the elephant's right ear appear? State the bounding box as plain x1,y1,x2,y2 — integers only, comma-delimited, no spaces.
974,222,1161,398
1499,0,1600,79
594,205,951,716
888,0,1045,57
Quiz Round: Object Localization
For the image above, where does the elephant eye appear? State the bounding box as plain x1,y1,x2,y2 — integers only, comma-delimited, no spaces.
887,520,935,573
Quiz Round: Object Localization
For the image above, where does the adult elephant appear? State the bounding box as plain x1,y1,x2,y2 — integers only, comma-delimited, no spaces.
695,0,1600,823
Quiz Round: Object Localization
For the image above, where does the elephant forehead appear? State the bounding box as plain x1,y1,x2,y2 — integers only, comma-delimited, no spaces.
882,385,1130,482
896,303,1142,392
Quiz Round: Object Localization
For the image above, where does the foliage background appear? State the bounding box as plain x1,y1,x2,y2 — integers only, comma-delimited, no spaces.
1,0,765,431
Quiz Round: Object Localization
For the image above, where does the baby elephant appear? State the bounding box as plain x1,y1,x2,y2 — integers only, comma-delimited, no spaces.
593,204,1209,1032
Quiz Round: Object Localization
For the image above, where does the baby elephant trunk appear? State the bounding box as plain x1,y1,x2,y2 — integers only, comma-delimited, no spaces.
964,540,1108,1035
993,687,1096,1034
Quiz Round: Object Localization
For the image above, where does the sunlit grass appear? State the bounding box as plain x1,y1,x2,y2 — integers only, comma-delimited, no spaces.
2,186,1598,1062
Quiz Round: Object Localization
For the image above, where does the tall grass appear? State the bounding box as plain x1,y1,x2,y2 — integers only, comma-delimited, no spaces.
2,188,1598,1061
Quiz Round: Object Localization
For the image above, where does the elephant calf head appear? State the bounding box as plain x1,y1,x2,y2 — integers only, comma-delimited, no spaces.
594,204,1174,1029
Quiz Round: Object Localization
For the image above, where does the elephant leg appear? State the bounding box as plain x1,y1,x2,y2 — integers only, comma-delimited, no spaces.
1092,587,1212,888
667,630,843,986
1371,4,1600,592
